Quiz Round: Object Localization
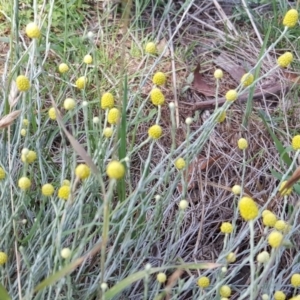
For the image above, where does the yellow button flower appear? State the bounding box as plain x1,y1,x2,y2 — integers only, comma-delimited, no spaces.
220,285,231,297
64,98,76,110
150,88,165,106
145,42,156,55
220,222,233,234
103,127,113,138
231,185,241,195
25,22,41,38
42,184,55,196
0,167,5,180
277,52,293,68
75,163,90,180
156,272,167,283
179,199,189,210
226,252,236,263
22,119,29,127
214,69,223,79
292,274,300,287
21,150,37,164
174,157,186,170
267,230,283,248
106,161,125,180
274,220,288,232
262,212,277,227
238,138,248,150
274,291,286,300
197,276,210,288
101,92,114,109
225,89,238,102
257,251,270,263
0,252,8,265
20,129,27,136
148,124,162,139
262,209,272,217
238,196,259,221
75,76,87,89
283,9,298,28
58,185,70,200
292,135,300,150
18,177,31,190
241,73,254,87
83,54,93,64
48,107,57,120
16,75,30,92
279,180,293,196
217,111,226,123
152,72,166,86
58,63,69,73
107,108,120,125
61,247,71,259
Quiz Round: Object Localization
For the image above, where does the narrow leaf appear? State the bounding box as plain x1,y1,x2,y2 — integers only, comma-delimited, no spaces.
0,283,11,300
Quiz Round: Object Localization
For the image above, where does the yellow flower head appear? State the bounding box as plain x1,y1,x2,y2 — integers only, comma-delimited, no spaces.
25,22,41,38
238,138,248,150
103,127,113,138
225,89,238,102
22,119,29,127
257,251,270,263
58,63,69,73
148,124,162,139
217,111,226,123
16,75,30,92
220,222,233,234
83,54,93,64
231,185,241,195
145,42,156,55
0,167,5,180
0,252,8,265
152,72,166,86
274,220,288,232
62,179,71,186
156,272,167,283
241,73,254,87
279,180,293,196
262,209,272,217
179,199,189,210
18,177,31,190
226,252,236,263
238,196,259,221
214,69,223,79
64,98,76,110
268,230,283,248
277,52,293,68
292,274,300,287
42,184,55,196
101,92,114,109
61,247,71,259
174,157,186,170
75,76,87,89
106,161,125,180
21,150,37,164
274,291,286,300
58,185,70,200
107,108,120,125
262,212,277,227
197,276,210,288
220,285,231,297
292,135,300,150
20,129,27,136
48,107,57,120
283,9,298,28
75,164,91,180
150,88,165,106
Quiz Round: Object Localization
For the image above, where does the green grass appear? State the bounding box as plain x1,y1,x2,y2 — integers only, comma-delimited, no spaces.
1,0,300,299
